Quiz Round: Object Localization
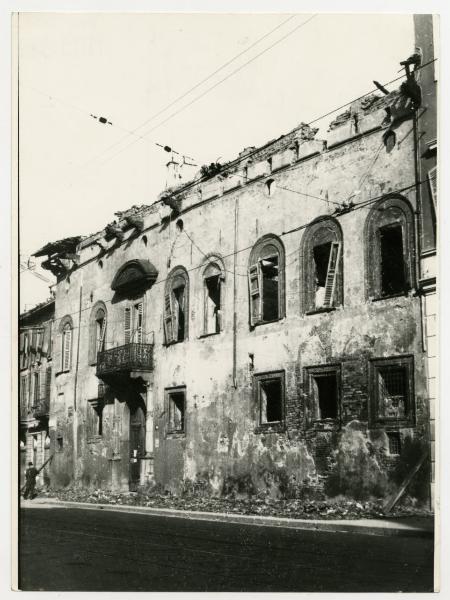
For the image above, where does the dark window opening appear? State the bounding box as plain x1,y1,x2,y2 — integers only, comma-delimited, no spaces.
57,436,63,451
387,431,401,455
260,378,282,424
314,374,338,420
205,275,221,334
380,224,406,295
97,406,104,436
313,242,331,307
173,285,186,342
168,391,185,433
261,256,279,321
378,367,407,419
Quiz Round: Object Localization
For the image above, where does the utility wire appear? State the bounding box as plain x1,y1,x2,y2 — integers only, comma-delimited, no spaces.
90,14,298,164
100,15,318,167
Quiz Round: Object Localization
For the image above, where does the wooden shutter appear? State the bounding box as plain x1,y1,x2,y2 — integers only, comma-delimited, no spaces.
63,327,72,371
42,324,49,357
40,369,47,400
45,366,52,401
428,166,437,209
136,302,143,343
19,333,25,368
323,242,341,308
248,263,262,326
124,307,131,344
164,293,175,344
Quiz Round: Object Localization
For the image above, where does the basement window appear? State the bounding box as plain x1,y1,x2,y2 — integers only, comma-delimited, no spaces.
387,431,401,455
166,387,186,434
369,355,415,427
305,365,341,424
254,371,285,428
248,236,285,327
380,224,407,296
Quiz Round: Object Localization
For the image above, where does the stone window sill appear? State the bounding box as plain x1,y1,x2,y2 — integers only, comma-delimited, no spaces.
305,307,337,316
166,431,185,438
254,422,286,434
199,331,221,339
370,291,410,302
311,419,340,431
87,435,102,444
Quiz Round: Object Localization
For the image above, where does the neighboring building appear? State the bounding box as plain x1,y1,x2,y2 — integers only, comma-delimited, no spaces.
19,299,54,489
31,41,437,506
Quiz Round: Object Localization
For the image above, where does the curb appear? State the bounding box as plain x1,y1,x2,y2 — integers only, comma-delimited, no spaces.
22,498,434,538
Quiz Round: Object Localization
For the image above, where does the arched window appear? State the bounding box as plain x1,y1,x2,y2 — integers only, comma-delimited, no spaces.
164,266,189,344
59,316,73,372
202,256,225,335
364,196,415,299
89,302,107,365
248,235,285,327
301,217,343,313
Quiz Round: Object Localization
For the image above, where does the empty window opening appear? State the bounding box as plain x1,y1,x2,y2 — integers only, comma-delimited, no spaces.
314,374,338,420
266,178,275,196
173,284,186,341
176,219,184,232
57,436,63,451
205,274,221,334
168,391,185,433
313,241,341,309
97,405,104,436
141,235,148,247
387,431,401,455
380,224,406,296
261,255,279,321
98,260,103,269
260,378,282,424
378,367,407,419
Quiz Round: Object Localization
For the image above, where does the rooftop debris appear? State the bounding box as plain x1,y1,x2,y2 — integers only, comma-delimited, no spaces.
33,236,84,258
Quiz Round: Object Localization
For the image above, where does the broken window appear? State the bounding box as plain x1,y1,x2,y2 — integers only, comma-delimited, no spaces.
203,261,224,335
302,219,343,313
305,365,341,424
248,237,285,327
164,267,189,344
254,371,285,427
166,387,186,433
369,356,414,426
89,304,107,364
365,197,415,299
380,224,406,296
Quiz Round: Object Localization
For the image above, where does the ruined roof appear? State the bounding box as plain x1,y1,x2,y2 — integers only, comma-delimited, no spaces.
20,298,55,322
33,236,84,257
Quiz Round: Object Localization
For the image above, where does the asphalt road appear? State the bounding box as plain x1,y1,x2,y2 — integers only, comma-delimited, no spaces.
19,506,434,592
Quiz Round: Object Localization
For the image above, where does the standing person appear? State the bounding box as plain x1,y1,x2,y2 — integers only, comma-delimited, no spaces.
23,462,39,500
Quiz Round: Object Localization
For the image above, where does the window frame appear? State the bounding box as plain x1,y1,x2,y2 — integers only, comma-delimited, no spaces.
165,386,187,436
59,316,73,374
304,364,342,428
364,195,416,301
201,256,225,337
248,235,285,328
369,355,415,428
88,302,108,365
300,217,343,314
164,266,189,345
253,370,286,432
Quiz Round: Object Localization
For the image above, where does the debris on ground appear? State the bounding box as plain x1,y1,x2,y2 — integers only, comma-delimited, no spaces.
36,488,432,520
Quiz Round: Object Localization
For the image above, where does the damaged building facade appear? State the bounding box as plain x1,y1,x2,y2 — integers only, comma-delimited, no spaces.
19,299,54,488
25,28,437,504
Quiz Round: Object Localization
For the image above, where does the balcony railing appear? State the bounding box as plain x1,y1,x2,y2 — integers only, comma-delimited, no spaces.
96,343,154,378
32,397,50,418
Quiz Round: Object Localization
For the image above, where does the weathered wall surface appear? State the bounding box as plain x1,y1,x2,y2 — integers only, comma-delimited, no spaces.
48,102,431,502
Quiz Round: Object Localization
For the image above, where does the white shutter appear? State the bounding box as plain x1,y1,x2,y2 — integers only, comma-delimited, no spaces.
323,242,341,308
428,166,437,209
99,313,107,351
63,327,72,371
124,307,131,344
164,293,174,344
135,302,143,343
248,263,262,326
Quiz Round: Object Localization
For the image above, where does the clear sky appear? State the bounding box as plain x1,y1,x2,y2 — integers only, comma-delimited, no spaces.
18,12,414,311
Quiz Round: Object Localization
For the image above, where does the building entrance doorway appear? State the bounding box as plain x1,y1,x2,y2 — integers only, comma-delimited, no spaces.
129,403,146,491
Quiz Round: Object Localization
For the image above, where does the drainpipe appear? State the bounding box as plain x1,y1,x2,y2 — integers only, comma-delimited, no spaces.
73,283,83,483
232,198,239,388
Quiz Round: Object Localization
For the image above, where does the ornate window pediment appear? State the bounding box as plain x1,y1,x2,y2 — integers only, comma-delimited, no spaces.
111,259,158,292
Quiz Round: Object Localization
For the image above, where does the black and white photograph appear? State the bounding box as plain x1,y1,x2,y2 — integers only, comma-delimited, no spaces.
7,4,444,594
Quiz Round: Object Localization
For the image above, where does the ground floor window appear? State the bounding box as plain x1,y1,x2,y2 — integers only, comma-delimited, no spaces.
166,387,186,434
369,355,414,427
305,364,341,424
254,371,285,428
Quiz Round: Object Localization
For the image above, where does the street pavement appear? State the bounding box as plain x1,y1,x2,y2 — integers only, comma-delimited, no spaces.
19,505,434,592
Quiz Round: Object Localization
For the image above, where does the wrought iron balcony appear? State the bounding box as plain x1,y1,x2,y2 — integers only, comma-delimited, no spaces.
32,397,50,418
96,343,154,378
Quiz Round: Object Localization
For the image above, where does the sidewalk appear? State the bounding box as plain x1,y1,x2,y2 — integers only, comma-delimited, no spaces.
21,497,434,538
